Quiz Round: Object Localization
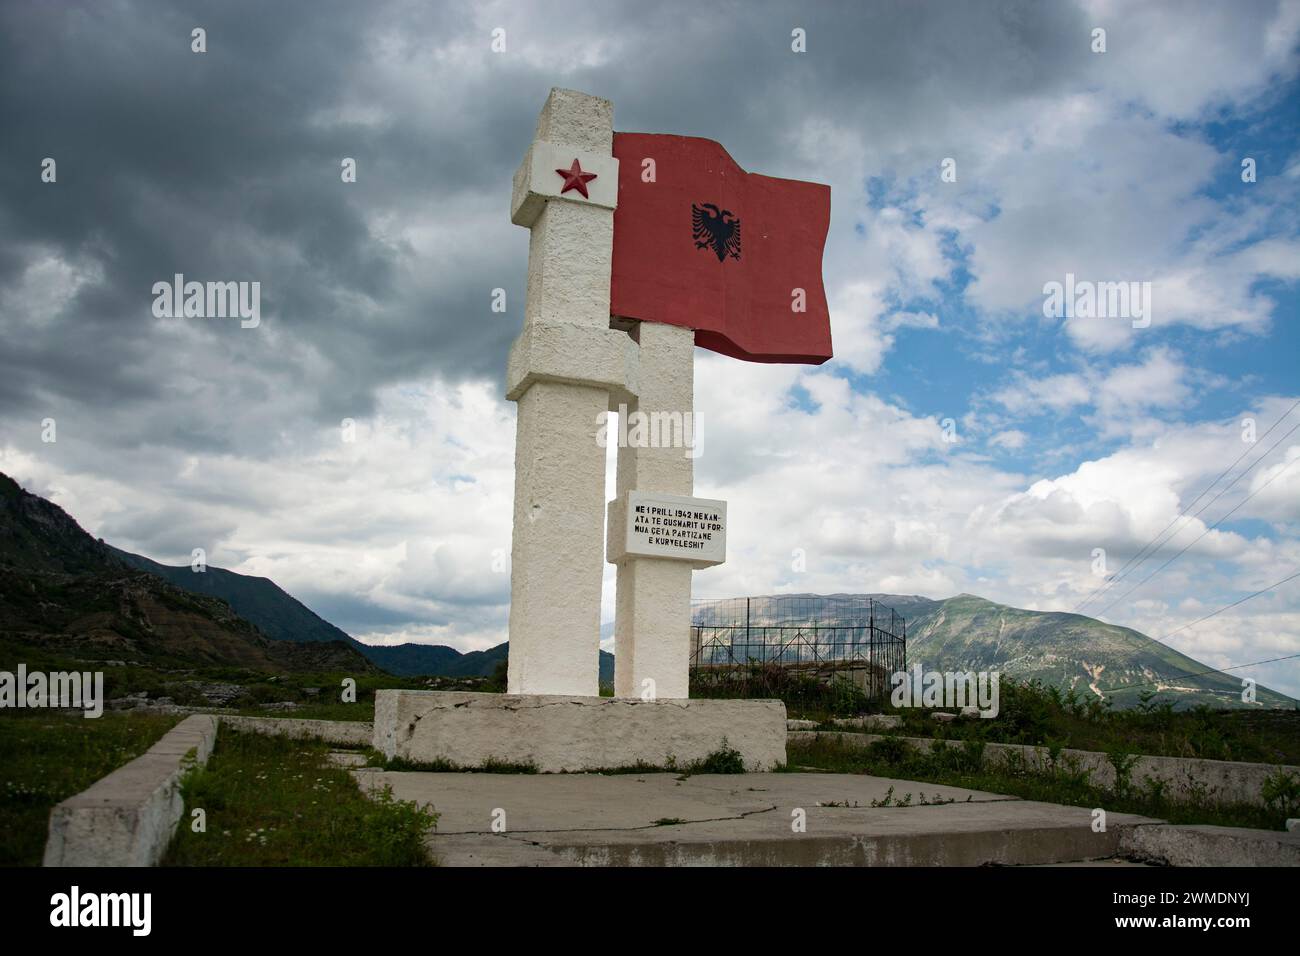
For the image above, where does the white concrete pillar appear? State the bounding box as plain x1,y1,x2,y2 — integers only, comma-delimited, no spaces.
610,321,696,699
506,89,626,696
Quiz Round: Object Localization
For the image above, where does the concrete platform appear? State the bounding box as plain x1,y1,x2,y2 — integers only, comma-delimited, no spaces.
353,769,1160,866
373,690,786,772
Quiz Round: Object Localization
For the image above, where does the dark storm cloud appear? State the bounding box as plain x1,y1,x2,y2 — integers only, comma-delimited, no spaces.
0,0,1151,635
0,0,1094,448
0,0,521,438
283,591,431,637
96,501,238,559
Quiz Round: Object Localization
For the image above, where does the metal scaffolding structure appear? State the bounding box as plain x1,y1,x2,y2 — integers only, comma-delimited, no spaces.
689,595,907,711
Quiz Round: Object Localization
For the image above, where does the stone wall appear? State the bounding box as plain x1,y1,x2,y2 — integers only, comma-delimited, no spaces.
790,731,1299,807
221,714,373,747
44,714,218,867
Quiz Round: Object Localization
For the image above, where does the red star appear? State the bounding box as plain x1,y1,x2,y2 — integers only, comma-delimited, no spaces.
555,158,598,198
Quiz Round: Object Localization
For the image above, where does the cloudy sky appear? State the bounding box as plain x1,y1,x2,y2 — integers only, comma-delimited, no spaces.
2,0,1298,697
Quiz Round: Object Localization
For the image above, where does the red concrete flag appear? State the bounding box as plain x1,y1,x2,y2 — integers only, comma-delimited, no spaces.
610,133,832,364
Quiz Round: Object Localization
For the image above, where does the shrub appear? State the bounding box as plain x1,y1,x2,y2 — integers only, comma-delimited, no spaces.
687,740,746,774
866,735,909,766
1262,770,1300,821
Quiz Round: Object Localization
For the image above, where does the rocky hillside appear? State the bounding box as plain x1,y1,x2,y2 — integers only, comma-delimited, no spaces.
111,546,362,648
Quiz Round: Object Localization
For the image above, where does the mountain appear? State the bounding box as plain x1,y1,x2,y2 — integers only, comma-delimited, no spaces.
359,641,468,676
27,471,1261,706
359,639,619,681
691,592,1295,710
0,474,116,575
357,640,616,683
111,546,361,647
0,473,372,673
111,544,485,675
110,527,616,682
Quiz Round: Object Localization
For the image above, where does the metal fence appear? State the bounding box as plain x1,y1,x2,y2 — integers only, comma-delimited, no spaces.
689,595,907,711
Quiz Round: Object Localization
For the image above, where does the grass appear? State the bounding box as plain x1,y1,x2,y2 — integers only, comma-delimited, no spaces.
0,635,450,724
0,710,180,866
164,729,438,866
788,733,1299,831
693,664,872,717
784,679,1300,765
167,669,430,721
375,754,540,774
229,699,377,722
365,740,749,776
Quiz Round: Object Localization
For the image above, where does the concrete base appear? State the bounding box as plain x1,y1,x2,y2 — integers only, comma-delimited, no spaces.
354,770,1158,866
373,690,786,772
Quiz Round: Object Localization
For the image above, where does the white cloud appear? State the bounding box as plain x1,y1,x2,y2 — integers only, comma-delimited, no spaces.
3,0,1298,700
988,429,1028,450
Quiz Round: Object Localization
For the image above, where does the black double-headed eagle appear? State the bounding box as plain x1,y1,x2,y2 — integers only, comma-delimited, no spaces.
692,202,741,262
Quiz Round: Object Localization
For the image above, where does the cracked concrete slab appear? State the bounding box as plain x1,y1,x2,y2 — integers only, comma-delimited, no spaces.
354,770,1159,866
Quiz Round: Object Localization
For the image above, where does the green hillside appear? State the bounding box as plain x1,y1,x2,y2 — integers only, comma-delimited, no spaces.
693,592,1295,710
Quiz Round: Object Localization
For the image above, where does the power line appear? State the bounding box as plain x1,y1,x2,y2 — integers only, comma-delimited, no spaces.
1180,418,1300,521
1074,399,1300,614
1073,410,1296,613
1093,568,1300,697
1156,569,1300,642
1093,452,1299,617
1073,421,1281,612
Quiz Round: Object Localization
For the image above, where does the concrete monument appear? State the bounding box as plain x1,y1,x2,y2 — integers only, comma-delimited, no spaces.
374,88,832,771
